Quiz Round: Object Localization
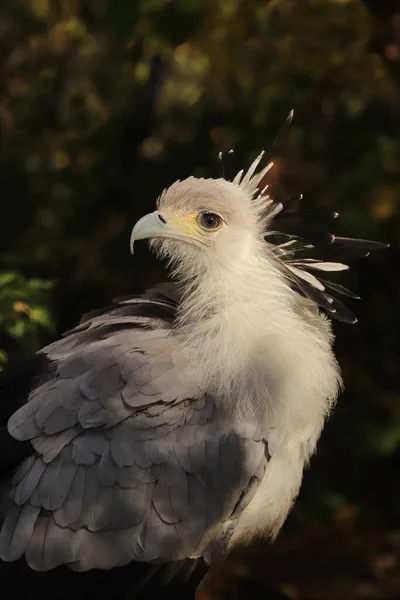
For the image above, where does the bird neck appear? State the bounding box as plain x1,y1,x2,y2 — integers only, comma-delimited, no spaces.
175,251,294,394
173,250,340,433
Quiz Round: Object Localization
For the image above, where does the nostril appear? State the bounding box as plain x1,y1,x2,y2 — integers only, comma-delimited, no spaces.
157,213,167,224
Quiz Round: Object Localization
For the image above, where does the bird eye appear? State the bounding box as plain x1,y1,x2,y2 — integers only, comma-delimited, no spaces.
197,211,222,231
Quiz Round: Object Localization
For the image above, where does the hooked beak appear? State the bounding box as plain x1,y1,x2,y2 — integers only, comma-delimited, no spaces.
130,211,204,254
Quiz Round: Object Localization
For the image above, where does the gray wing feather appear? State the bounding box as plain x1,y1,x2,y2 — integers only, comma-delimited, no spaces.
0,504,40,561
71,435,97,466
14,458,46,505
45,450,78,509
1,288,270,570
12,455,35,485
98,447,117,486
36,457,64,510
63,465,86,525
152,461,188,524
32,427,81,463
25,515,77,571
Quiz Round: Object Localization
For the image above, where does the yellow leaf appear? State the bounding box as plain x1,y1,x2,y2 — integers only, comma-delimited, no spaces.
13,301,32,316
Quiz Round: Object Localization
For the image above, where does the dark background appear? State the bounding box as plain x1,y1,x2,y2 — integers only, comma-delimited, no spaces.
0,1,399,598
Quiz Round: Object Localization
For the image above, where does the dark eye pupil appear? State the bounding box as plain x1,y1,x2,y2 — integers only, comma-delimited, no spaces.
199,212,221,229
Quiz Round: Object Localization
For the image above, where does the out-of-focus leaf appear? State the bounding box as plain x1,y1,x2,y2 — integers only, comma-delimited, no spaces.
26,278,56,291
13,300,31,315
0,349,7,366
7,319,27,339
0,270,54,361
30,306,55,331
0,273,17,287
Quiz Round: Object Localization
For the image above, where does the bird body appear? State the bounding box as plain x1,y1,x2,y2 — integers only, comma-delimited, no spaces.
0,150,385,588
0,278,338,571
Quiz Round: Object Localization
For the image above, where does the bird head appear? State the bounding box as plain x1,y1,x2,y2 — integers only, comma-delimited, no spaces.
130,154,274,278
130,151,387,323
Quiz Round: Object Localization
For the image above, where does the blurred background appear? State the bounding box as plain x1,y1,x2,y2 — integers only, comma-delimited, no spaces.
0,1,399,598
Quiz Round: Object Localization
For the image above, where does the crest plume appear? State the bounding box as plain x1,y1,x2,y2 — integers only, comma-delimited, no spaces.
221,112,388,324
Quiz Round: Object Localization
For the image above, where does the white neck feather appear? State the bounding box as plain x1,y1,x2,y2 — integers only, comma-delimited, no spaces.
174,241,341,451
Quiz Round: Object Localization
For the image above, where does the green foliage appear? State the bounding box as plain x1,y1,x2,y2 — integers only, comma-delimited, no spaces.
0,272,55,367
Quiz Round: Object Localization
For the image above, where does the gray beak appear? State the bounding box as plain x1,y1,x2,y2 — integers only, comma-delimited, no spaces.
130,211,204,254
130,211,169,255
